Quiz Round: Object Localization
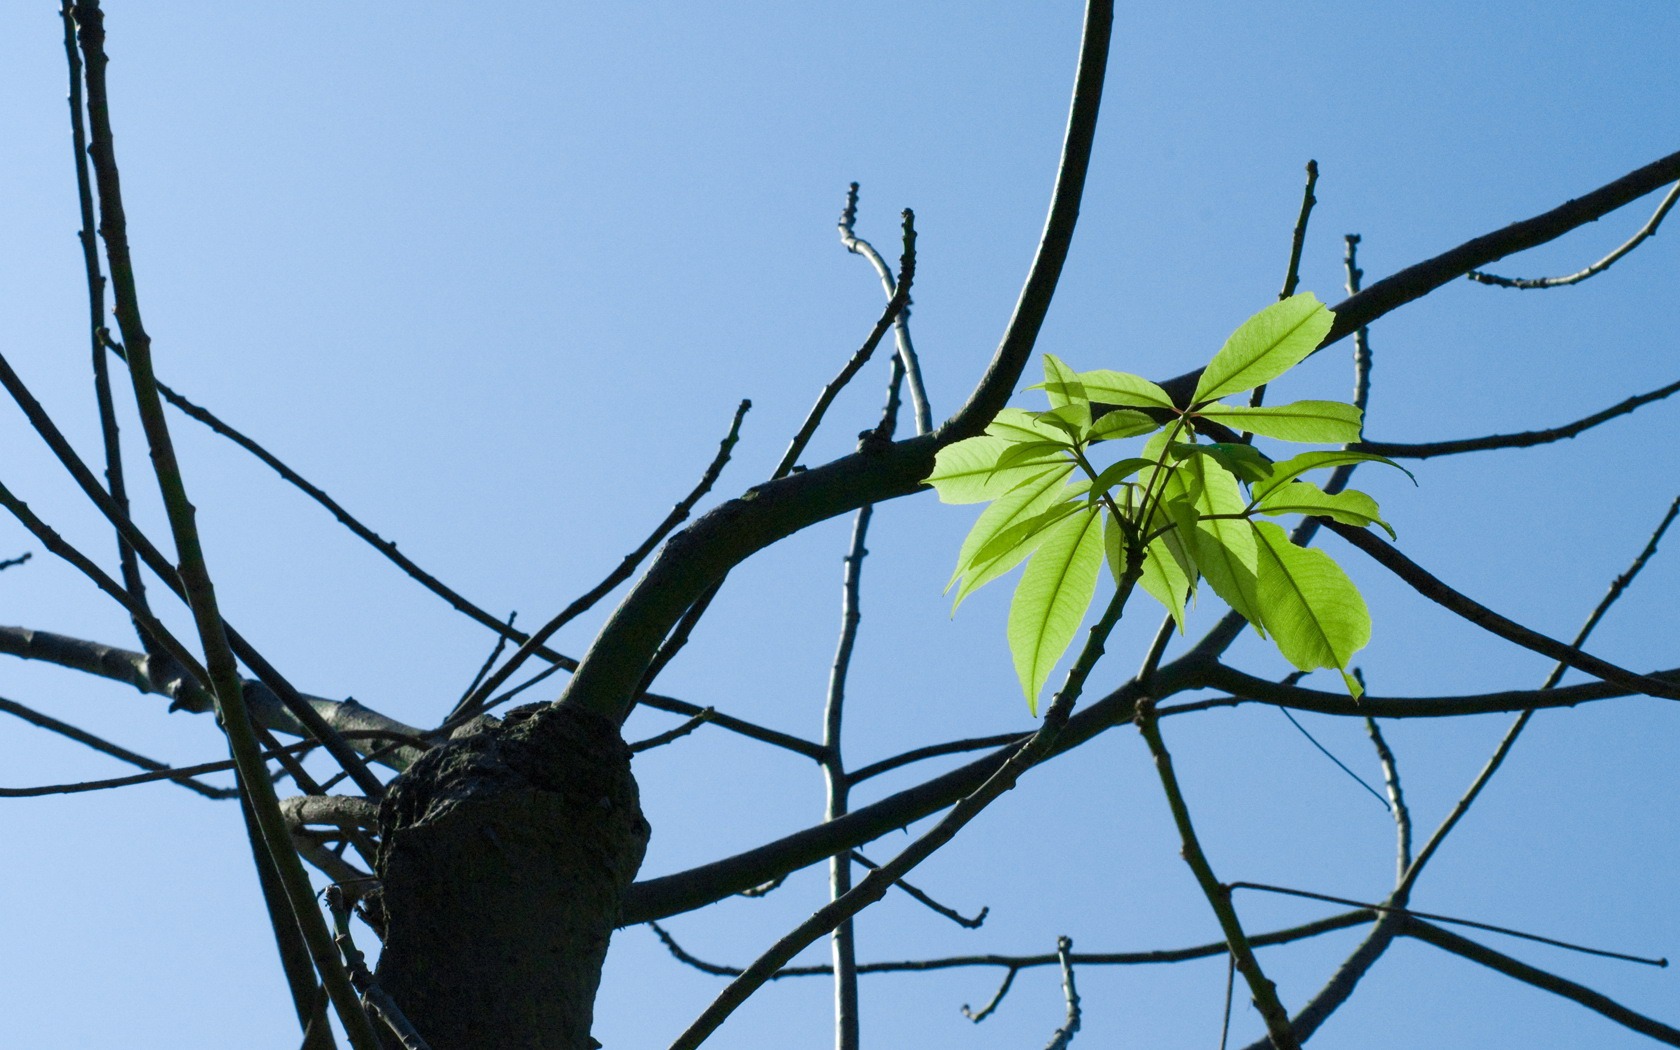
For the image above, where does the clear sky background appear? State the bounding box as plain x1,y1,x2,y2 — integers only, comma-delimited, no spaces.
1,4,1677,1048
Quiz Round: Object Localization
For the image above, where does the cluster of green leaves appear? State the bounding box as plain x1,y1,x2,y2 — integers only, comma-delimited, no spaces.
927,293,1410,712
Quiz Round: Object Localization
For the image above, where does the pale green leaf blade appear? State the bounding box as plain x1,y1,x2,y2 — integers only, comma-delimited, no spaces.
1173,452,1266,634
986,408,1068,445
1185,441,1275,484
927,436,1061,504
1041,353,1087,410
1137,532,1192,633
952,483,1086,608
1254,481,1395,539
1254,450,1416,501
1197,400,1363,444
1008,505,1106,713
1089,457,1155,498
1090,409,1161,441
1072,369,1176,410
987,440,1073,480
1193,293,1334,403
1251,520,1370,695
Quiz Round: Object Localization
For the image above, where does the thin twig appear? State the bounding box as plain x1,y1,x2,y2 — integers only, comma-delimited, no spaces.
630,708,715,753
61,2,151,652
839,182,932,435
451,611,515,714
1397,493,1680,901
1344,234,1372,416
447,399,750,724
1043,936,1082,1050
1328,521,1680,702
1218,951,1236,1050
1356,376,1680,460
0,344,386,795
0,694,233,799
1276,704,1390,811
775,211,915,479
1468,179,1680,289
851,852,988,929
0,551,30,572
325,887,434,1050
1402,919,1680,1045
846,732,1029,785
667,559,1142,1050
1248,160,1319,414
962,967,1019,1022
1135,698,1299,1050
0,731,416,798
1362,715,1411,880
1228,882,1666,967
647,911,1374,980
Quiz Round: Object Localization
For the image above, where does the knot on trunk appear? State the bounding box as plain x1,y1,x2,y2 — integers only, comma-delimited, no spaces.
373,702,649,1050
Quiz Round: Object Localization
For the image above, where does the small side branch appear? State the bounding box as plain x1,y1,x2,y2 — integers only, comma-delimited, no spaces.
1468,179,1680,289
326,886,433,1050
1135,699,1299,1050
1042,936,1082,1050
846,732,1030,785
1362,716,1411,879
1403,919,1680,1046
630,708,715,753
0,551,31,572
851,852,988,929
0,694,233,799
447,399,750,724
1356,376,1680,460
839,183,932,434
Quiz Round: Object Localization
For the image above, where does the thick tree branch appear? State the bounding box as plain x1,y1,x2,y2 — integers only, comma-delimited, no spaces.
1159,149,1680,405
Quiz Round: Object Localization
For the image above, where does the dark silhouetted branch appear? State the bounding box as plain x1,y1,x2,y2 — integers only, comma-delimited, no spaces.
1468,179,1680,289
840,183,932,435
0,693,232,799
847,732,1029,785
1356,377,1680,460
1403,919,1680,1046
851,852,988,929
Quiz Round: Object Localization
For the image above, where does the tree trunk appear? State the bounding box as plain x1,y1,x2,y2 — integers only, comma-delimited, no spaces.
373,703,649,1050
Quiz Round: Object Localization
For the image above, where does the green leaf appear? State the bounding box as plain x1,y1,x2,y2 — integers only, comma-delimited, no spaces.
1088,457,1155,499
1090,409,1161,441
1041,354,1087,410
1253,450,1416,501
1171,453,1266,634
1196,401,1363,444
1185,441,1275,484
1254,480,1395,539
1038,402,1093,441
987,440,1073,481
951,480,1084,608
1137,530,1194,633
986,408,1069,445
1038,368,1176,411
927,436,1062,504
1251,520,1370,697
1008,504,1105,713
1193,293,1334,403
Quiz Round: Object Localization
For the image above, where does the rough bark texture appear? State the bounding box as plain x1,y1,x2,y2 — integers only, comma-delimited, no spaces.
373,703,649,1050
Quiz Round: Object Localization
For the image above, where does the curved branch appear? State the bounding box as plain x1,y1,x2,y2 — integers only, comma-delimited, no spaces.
1356,376,1680,459
1159,148,1680,405
1468,178,1680,289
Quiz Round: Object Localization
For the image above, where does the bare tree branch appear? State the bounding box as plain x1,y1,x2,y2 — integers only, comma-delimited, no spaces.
1402,919,1680,1046
0,693,233,799
839,183,932,435
1468,179,1680,289
1356,376,1680,460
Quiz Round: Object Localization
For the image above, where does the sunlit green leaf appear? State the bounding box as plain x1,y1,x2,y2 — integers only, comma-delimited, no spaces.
1255,481,1395,539
1137,530,1194,633
1184,441,1274,484
1039,402,1093,441
1253,450,1416,501
1251,520,1370,697
1008,504,1105,713
1037,368,1176,411
927,436,1059,504
1041,353,1087,410
1193,293,1334,403
986,407,1068,445
950,477,1084,608
1088,457,1154,500
1090,409,1160,441
1196,401,1362,444
987,440,1072,481
1171,453,1266,634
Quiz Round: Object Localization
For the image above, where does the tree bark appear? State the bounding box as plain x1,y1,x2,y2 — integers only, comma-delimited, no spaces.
373,703,649,1050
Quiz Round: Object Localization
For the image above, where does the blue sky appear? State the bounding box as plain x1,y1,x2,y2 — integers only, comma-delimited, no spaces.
1,4,1677,1048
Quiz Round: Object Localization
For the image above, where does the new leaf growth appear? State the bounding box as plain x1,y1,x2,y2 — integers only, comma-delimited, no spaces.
926,293,1409,710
